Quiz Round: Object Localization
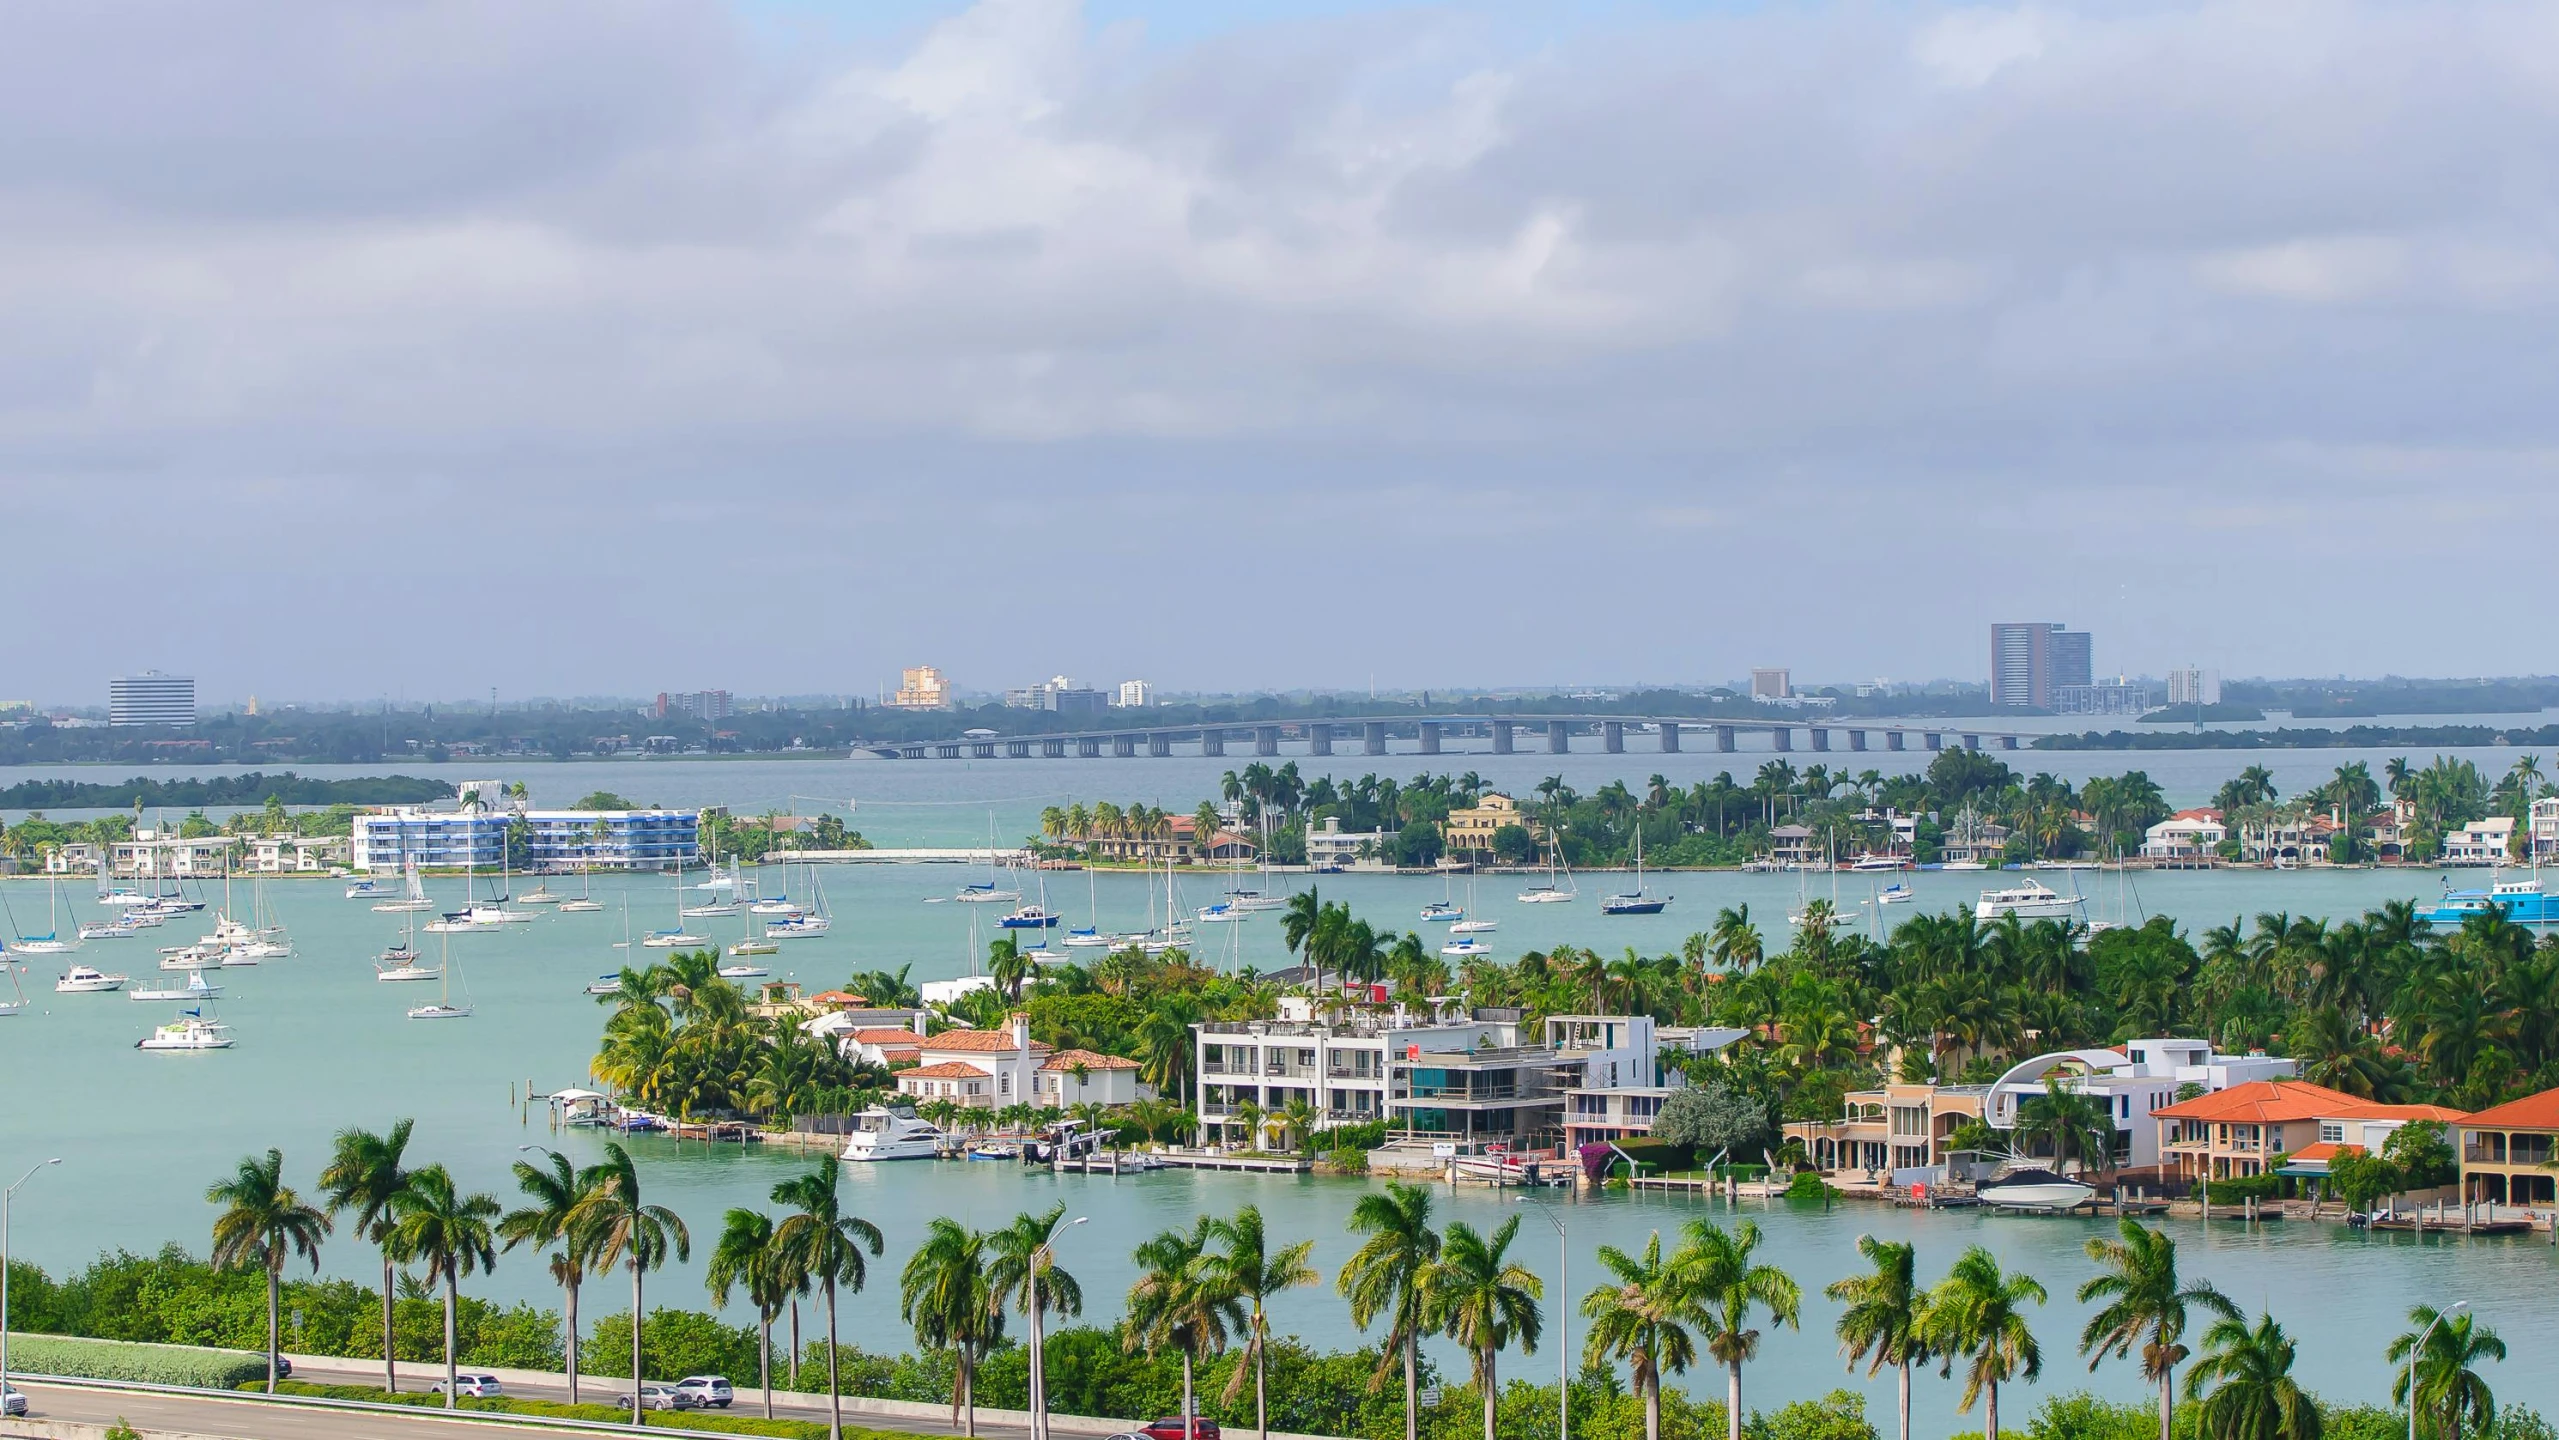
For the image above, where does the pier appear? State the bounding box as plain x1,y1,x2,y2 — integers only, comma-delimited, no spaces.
868,714,2034,761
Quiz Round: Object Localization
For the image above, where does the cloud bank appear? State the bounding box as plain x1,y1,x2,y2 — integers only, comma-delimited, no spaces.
3,0,2555,701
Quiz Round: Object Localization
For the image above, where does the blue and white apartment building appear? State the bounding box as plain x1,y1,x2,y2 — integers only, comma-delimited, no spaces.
351,789,698,873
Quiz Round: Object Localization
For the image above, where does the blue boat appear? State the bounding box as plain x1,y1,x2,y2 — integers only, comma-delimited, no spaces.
998,904,1061,930
2421,876,2559,927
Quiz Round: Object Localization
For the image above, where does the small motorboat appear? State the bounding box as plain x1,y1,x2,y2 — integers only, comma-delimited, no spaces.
1976,1166,2097,1214
137,1010,234,1051
1420,901,1463,923
967,1142,1022,1161
584,974,625,996
717,962,769,980
1876,883,1916,906
54,964,127,993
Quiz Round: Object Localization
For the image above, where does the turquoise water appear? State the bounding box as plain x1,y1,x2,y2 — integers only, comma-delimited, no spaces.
3,752,2552,1417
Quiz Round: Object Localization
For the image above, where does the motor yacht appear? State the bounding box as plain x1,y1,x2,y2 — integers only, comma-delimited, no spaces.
1000,904,1062,930
1976,1165,2097,1213
158,944,228,971
137,1011,234,1051
839,1107,948,1162
129,970,223,1002
1973,881,2086,923
54,964,127,993
2422,876,2559,927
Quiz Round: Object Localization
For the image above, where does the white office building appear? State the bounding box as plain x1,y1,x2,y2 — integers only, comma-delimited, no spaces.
351,799,699,872
110,671,196,727
1116,679,1153,708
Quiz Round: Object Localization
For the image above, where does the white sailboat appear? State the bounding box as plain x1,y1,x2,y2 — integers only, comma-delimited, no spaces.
766,870,832,937
372,858,437,913
376,913,439,982
407,929,473,1019
1517,835,1577,903
7,876,81,955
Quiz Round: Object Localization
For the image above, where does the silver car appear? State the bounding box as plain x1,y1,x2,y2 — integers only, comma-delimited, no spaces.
674,1376,734,1409
621,1384,696,1411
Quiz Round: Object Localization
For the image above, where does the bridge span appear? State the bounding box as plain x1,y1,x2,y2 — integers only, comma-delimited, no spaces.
863,715,2035,761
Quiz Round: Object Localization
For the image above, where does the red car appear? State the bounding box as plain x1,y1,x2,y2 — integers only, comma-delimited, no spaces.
1139,1420,1220,1440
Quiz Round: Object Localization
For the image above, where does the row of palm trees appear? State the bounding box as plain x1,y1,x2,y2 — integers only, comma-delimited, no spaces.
206,1124,880,1438
208,1147,2509,1440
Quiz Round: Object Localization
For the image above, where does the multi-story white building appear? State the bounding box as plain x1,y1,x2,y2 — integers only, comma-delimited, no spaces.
1557,1017,1750,1148
1036,1049,1152,1107
2140,809,2226,863
109,671,196,727
1115,680,1153,708
109,834,238,877
1304,816,1391,871
247,834,352,873
893,1015,1052,1110
1984,1038,2299,1171
2442,816,2516,866
2534,798,2559,862
351,794,698,872
1195,998,1523,1145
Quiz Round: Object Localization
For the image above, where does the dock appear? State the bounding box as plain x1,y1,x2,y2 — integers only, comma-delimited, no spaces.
1146,1151,1313,1174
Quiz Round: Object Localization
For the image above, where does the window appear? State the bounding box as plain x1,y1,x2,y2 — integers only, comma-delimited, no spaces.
2319,1122,2345,1144
1000,1074,1011,1096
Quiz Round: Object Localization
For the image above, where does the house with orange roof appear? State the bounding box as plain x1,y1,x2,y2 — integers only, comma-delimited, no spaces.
2153,1079,2465,1181
892,1014,1051,1109
2454,1086,2559,1206
1034,1049,1152,1107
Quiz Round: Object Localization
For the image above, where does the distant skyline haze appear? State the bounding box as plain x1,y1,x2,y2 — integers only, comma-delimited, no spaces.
4,0,2556,703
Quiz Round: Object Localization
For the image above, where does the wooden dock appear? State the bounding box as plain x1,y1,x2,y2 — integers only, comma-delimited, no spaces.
1148,1151,1312,1174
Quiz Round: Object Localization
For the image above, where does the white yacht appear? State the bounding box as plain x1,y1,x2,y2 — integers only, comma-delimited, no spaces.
1449,917,1499,934
717,961,770,980
1976,1165,2097,1213
54,964,127,993
78,919,140,941
137,1011,235,1051
840,1108,948,1162
423,912,485,935
641,927,709,949
1974,881,2086,923
130,970,223,1002
372,862,437,914
1440,937,1492,959
158,943,228,971
518,882,562,906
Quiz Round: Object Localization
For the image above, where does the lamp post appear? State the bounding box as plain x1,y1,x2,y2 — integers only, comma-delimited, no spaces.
2,1159,64,1404
1032,1216,1088,1440
1516,1194,1569,1440
2406,1300,2468,1440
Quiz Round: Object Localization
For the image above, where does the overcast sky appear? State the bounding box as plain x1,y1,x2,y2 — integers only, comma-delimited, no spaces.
5,0,2555,706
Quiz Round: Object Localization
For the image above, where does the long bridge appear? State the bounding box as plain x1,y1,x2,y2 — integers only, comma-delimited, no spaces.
863,714,2036,761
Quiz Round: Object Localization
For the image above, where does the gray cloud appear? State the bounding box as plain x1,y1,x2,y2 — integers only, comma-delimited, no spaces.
3,0,2555,703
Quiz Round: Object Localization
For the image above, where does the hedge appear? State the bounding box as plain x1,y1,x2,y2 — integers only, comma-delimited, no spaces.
8,1333,269,1389
259,1381,917,1439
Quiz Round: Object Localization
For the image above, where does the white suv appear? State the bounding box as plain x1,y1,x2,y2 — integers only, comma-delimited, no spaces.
674,1376,735,1409
432,1374,504,1399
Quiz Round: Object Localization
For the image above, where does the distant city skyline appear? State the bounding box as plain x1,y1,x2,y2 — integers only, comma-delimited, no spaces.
5,1,2556,696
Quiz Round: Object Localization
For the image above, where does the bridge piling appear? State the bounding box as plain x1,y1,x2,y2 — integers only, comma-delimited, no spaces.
1364,721,1387,756
1772,728,1793,752
1043,739,1067,758
1847,730,1867,752
1716,725,1736,753
1203,731,1225,757
1660,723,1680,752
1006,740,1030,758
1547,720,1569,754
1924,733,1942,751
1078,737,1103,758
1809,728,1829,752
1962,734,1980,752
1999,735,2019,750
1603,721,1624,753
1493,721,1515,755
1310,724,1333,757
970,742,996,758
1887,732,1905,752
1112,735,1138,758
1255,726,1280,757
1419,722,1442,755
1148,733,1172,758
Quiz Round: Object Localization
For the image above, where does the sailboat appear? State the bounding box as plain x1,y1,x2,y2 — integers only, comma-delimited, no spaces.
468,854,535,926
376,913,440,982
372,858,437,913
766,869,832,937
726,890,781,963
683,860,743,917
1449,877,1498,933
7,876,81,955
407,928,473,1019
557,863,604,913
956,818,1021,903
1517,835,1577,903
1600,828,1671,916
641,850,708,948
1421,873,1463,923
0,963,28,1016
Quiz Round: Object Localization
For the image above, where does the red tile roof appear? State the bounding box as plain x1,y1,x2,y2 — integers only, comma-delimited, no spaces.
2282,1142,2361,1165
1042,1049,1140,1072
921,1029,1049,1054
2154,1080,2467,1125
2454,1086,2559,1131
849,1028,928,1045
900,1061,991,1081
808,991,869,1007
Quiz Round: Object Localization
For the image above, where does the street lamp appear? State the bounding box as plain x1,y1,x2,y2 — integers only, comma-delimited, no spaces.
2,1159,64,1403
1033,1217,1089,1440
2406,1300,2468,1440
1514,1193,1569,1440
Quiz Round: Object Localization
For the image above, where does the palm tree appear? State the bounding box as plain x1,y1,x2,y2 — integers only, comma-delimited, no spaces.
707,1209,792,1419
498,1147,597,1405
206,1149,333,1393
1338,1181,1442,1440
2077,1219,2238,1440
1681,1219,1799,1440
2387,1305,2505,1440
902,1219,1002,1436
1126,1217,1242,1440
2186,1313,2319,1440
1424,1216,1543,1440
773,1163,884,1440
987,1203,1086,1440
2018,1082,2117,1175
1581,1231,1695,1440
569,1142,691,1428
1828,1236,1930,1440
1925,1246,2046,1440
318,1120,415,1394
387,1165,501,1408
1709,905,1764,971
1204,1205,1318,1440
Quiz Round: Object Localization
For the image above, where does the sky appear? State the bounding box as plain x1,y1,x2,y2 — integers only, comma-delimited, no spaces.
4,0,2558,707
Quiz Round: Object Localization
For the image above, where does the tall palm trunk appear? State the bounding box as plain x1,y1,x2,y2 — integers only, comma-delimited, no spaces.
1897,1361,1911,1440
823,1275,843,1440
1182,1354,1197,1440
1254,1317,1270,1440
1402,1331,1419,1440
443,1275,460,1407
2156,1370,2173,1440
380,1252,399,1393
1643,1370,1661,1440
1479,1352,1497,1440
265,1265,281,1394
563,1277,580,1406
630,1260,646,1427
1985,1380,1999,1440
759,1308,774,1419
1726,1362,1744,1440
789,1299,801,1388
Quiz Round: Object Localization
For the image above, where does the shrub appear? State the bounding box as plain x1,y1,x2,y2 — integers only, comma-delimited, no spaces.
9,1333,268,1389
582,1308,761,1382
1750,1390,1878,1440
1783,1171,1833,1200
259,1380,910,1439
1323,1145,1370,1175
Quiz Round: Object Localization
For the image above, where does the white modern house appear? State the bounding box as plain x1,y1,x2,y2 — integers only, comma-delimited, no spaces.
2139,809,2226,864
1304,816,1392,871
1983,1038,2300,1170
2442,816,2516,865
1557,1016,1750,1148
1195,997,1522,1144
